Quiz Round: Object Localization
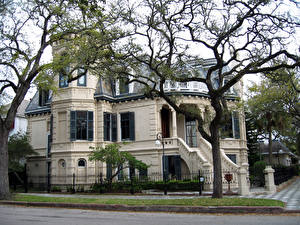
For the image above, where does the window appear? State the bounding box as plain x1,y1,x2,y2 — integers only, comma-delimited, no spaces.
221,111,240,139
118,165,124,181
186,117,197,147
59,159,66,168
119,77,129,94
78,159,86,167
39,89,50,106
139,168,148,180
70,111,93,141
77,68,87,86
59,66,70,88
103,112,117,142
226,154,237,164
121,112,135,141
163,155,181,180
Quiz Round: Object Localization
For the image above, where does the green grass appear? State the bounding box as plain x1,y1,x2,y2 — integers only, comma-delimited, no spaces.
11,194,285,207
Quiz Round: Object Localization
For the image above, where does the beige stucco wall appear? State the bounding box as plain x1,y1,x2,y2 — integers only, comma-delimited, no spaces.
27,114,50,157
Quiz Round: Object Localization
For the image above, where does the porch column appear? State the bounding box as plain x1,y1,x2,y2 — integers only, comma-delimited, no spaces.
157,108,162,133
171,109,177,138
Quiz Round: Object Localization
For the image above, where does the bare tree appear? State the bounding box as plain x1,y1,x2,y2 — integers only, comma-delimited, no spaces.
0,0,115,200
100,0,300,198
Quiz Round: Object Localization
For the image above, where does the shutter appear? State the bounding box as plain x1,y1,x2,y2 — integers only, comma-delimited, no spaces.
106,163,112,180
174,155,181,180
47,134,51,157
88,111,94,141
129,112,135,141
70,111,76,141
103,112,108,141
233,111,240,139
112,113,117,142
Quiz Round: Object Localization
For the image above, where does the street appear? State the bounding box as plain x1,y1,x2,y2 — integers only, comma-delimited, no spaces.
0,205,299,225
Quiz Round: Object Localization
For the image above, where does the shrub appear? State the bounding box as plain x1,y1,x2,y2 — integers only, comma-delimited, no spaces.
251,161,266,187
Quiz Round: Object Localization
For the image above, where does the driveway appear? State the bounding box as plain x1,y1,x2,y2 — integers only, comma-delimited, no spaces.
248,177,300,210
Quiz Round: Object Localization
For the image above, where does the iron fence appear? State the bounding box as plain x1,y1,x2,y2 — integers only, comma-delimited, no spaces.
10,170,240,194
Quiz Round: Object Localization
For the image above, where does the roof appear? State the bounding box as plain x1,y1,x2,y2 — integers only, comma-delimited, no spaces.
259,141,299,159
25,91,51,116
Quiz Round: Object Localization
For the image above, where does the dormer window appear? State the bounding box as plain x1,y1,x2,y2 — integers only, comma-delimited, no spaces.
39,89,50,106
77,68,87,86
119,76,129,94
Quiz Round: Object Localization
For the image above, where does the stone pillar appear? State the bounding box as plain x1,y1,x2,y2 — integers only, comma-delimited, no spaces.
264,166,276,194
202,162,212,190
171,109,177,138
238,163,250,196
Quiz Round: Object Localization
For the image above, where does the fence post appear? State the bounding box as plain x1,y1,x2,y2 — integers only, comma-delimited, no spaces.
72,173,76,194
24,163,28,193
99,173,103,194
47,165,51,193
238,163,250,196
130,174,134,195
264,166,276,194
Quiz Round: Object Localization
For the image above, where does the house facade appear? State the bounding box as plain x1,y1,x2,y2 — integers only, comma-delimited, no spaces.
259,141,300,166
25,59,248,190
3,100,29,137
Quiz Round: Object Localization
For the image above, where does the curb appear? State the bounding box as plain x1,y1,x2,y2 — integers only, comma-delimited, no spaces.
1,201,299,214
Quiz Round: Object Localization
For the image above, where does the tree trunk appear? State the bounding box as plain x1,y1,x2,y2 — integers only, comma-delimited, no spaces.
0,125,11,200
210,123,223,198
209,96,224,198
268,124,273,165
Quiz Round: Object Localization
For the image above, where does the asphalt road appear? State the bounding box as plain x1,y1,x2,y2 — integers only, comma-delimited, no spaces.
0,205,299,225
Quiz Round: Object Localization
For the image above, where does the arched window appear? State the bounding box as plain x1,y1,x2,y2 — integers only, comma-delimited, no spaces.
59,159,66,168
78,159,86,167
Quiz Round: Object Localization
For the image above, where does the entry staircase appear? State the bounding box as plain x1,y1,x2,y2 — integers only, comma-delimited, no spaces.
177,137,239,188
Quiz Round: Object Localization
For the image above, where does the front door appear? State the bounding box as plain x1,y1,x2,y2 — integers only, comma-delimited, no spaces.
186,117,197,147
161,108,170,138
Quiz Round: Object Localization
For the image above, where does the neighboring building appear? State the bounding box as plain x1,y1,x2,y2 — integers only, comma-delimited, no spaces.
259,141,300,166
25,57,248,190
3,100,30,137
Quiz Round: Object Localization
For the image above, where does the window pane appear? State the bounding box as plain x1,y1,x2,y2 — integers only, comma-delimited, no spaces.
76,111,87,140
186,118,197,147
78,159,86,167
77,68,86,86
121,113,130,140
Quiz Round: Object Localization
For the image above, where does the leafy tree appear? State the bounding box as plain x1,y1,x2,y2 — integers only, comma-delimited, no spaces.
247,69,299,164
8,133,37,172
245,110,262,167
96,0,300,198
0,0,118,200
89,143,149,188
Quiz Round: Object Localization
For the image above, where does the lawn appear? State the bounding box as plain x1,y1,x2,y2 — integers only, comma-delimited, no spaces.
11,194,285,207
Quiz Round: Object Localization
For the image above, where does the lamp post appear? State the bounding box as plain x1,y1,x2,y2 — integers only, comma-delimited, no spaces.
156,132,167,195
